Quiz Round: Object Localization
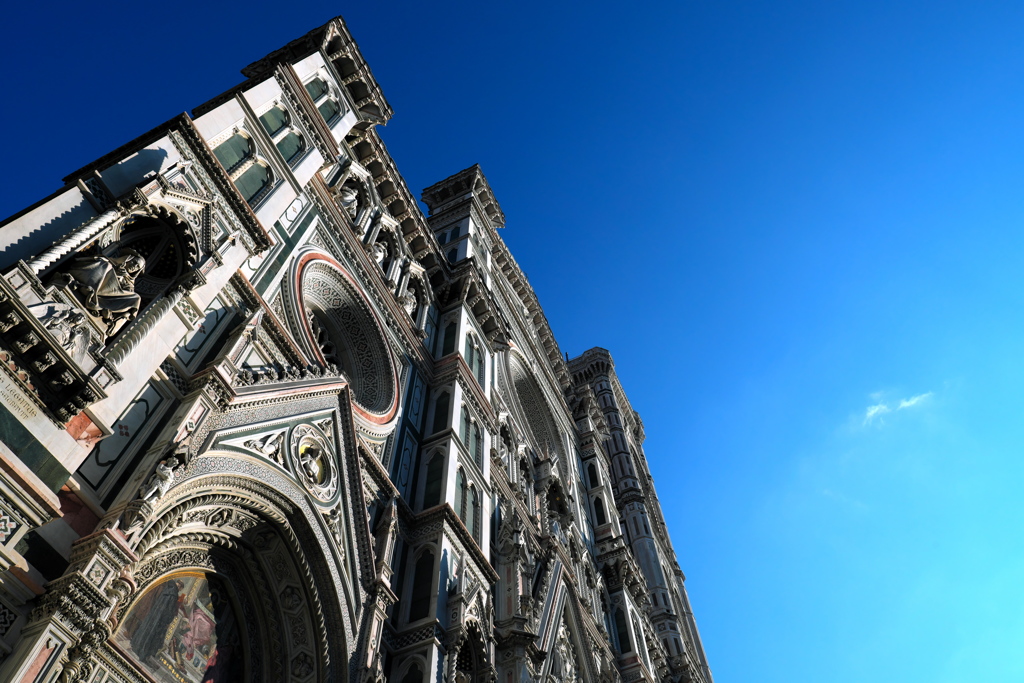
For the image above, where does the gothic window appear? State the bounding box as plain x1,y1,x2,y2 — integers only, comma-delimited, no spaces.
464,335,474,371
234,163,272,204
454,471,480,542
447,248,457,263
441,321,457,356
471,422,482,467
305,77,342,124
400,663,424,683
588,463,599,489
318,99,340,122
437,230,448,245
614,608,632,653
509,354,564,460
593,496,607,525
467,487,478,540
408,550,434,621
213,131,274,206
276,131,305,164
460,406,470,445
299,260,399,417
633,615,650,666
423,454,443,508
213,132,253,173
455,469,466,521
464,333,485,386
432,392,450,434
305,78,328,99
259,105,288,135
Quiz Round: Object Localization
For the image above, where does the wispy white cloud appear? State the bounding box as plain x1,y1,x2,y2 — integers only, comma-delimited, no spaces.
861,391,933,426
898,392,932,410
864,403,891,425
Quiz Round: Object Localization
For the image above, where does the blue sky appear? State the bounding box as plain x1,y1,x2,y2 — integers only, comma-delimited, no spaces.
3,1,1023,680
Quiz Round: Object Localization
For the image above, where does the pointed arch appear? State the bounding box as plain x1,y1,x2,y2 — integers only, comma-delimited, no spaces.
408,548,435,622
111,458,356,683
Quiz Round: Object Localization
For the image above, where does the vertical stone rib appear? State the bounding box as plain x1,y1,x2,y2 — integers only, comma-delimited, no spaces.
26,209,121,274
104,288,184,367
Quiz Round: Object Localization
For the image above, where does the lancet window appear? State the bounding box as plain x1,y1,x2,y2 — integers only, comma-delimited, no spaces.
432,392,450,434
258,104,306,165
400,663,424,683
213,131,272,205
408,550,434,621
305,77,342,124
614,607,632,653
423,453,443,509
441,321,457,356
454,469,480,541
460,406,483,467
464,332,486,386
593,495,607,525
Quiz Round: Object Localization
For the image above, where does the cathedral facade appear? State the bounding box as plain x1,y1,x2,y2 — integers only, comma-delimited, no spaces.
0,17,713,683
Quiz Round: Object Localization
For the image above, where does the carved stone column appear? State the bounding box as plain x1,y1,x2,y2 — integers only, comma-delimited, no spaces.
1,529,137,683
103,286,186,367
358,499,398,683
25,210,121,275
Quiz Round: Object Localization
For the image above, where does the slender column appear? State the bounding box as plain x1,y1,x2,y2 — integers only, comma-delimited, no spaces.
364,213,384,245
104,287,185,366
396,260,412,297
26,209,121,274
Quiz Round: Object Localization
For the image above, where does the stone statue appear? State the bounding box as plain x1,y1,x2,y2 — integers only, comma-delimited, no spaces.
61,250,145,335
399,290,417,316
28,302,90,362
139,457,178,501
339,185,359,220
298,442,323,482
244,432,284,464
371,241,387,265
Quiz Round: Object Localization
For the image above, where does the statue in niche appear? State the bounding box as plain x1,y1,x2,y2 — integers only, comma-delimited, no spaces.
371,241,387,265
61,250,146,336
338,185,360,220
28,302,91,363
399,290,417,316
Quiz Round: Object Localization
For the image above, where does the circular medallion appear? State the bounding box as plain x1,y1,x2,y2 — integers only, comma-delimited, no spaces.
290,424,338,502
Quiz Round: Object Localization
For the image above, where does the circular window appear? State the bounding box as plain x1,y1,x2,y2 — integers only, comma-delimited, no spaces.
296,256,398,421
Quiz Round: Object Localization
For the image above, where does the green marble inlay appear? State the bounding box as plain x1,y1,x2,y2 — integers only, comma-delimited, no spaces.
0,402,71,492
